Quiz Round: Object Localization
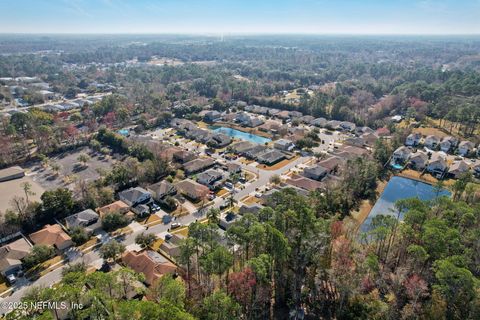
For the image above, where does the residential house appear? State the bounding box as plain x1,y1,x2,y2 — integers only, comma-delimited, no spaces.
225,163,242,174
286,175,323,192
243,145,268,159
427,153,448,175
244,116,264,128
147,181,177,202
289,111,303,118
344,137,365,148
276,110,291,120
175,179,210,201
360,132,378,146
311,118,327,127
256,150,286,165
239,203,264,215
326,120,341,130
376,127,391,137
393,146,412,164
209,133,232,148
159,234,186,259
97,200,131,218
64,209,100,231
0,237,31,276
448,160,470,179
173,150,196,163
303,165,328,181
29,224,73,250
409,151,429,170
204,110,222,122
183,158,215,175
197,169,224,190
424,135,440,149
118,187,152,207
458,141,474,156
405,133,421,146
356,126,374,135
440,136,458,153
339,121,356,132
230,141,256,154
274,139,295,152
259,120,283,134
300,115,315,124
318,156,343,174
219,212,240,230
122,250,176,285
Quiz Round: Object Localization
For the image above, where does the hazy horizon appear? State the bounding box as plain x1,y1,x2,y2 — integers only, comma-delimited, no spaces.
1,0,479,35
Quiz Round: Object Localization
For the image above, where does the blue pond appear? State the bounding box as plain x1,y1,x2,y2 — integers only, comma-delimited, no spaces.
210,126,271,144
361,176,450,233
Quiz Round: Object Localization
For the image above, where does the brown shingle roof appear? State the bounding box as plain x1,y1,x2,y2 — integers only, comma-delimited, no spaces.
122,250,176,285
29,224,72,249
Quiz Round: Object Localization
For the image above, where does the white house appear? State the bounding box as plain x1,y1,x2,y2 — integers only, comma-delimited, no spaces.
440,136,457,153
405,133,421,146
448,160,470,179
427,153,448,175
274,139,295,152
424,135,439,149
458,141,474,156
393,146,412,164
409,151,429,170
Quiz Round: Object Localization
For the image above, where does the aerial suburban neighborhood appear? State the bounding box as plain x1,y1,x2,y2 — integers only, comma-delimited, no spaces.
0,2,480,318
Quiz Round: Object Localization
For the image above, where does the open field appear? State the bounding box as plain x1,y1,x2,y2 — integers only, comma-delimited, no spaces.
28,147,117,191
0,175,44,213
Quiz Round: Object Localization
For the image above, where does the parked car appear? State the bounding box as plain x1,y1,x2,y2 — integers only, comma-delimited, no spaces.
164,233,173,241
224,182,234,190
254,192,262,198
220,201,230,210
171,222,182,229
208,194,216,200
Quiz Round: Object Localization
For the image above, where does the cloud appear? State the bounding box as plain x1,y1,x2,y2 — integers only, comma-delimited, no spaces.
62,0,93,18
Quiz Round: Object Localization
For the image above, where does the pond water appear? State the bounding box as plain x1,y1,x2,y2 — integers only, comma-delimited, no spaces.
361,176,451,233
210,126,271,144
117,129,129,136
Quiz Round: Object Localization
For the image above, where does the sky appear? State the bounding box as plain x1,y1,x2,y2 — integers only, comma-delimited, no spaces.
0,0,479,35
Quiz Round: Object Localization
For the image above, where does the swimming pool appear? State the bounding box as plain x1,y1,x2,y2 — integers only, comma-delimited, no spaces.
361,176,450,232
118,129,129,136
210,126,271,144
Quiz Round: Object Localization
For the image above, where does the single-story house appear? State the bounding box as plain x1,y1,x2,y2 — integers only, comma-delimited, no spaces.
360,132,379,146
197,169,224,189
0,237,31,276
183,158,215,175
424,135,440,149
209,133,232,148
230,141,256,154
405,133,421,146
175,179,210,201
243,145,268,159
274,139,295,152
458,141,474,156
122,250,177,285
225,163,242,174
238,203,264,215
147,181,177,202
300,115,315,124
339,121,356,132
326,120,341,130
29,224,73,250
409,151,429,170
393,146,412,164
256,150,286,165
65,209,100,230
311,118,327,127
318,156,343,174
303,165,328,181
159,234,186,259
204,110,222,122
97,200,131,217
375,127,391,137
0,166,25,183
440,136,458,153
286,175,323,192
356,126,374,135
118,187,152,207
427,153,448,175
219,212,240,230
173,150,196,163
448,160,470,179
